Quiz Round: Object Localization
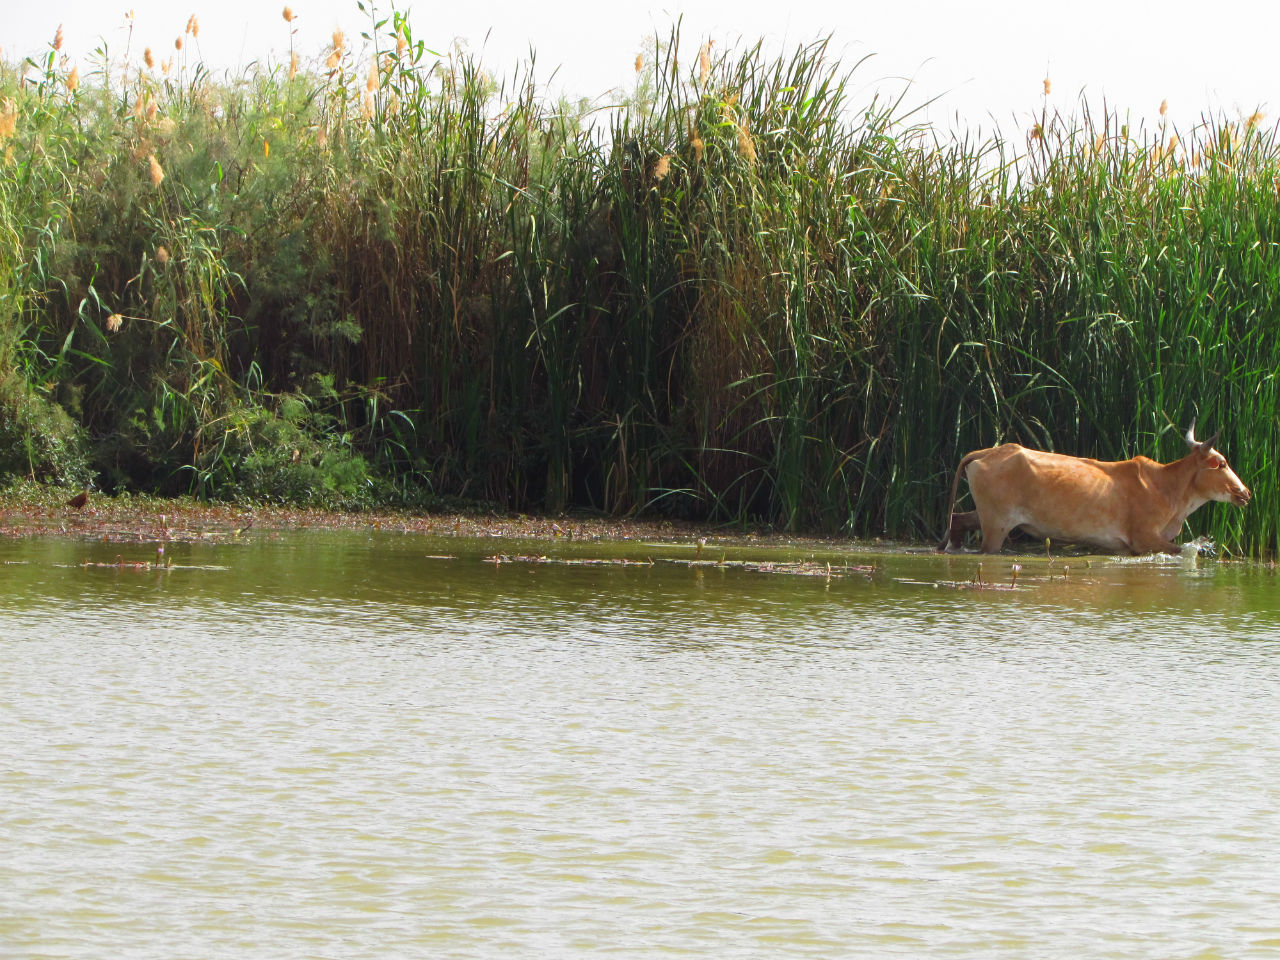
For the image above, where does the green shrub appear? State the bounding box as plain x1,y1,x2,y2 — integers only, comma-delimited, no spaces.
0,371,90,484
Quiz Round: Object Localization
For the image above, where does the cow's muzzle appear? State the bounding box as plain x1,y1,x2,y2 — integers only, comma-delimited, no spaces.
1234,487,1253,507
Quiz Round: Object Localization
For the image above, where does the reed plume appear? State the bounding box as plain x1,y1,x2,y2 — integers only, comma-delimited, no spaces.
0,99,17,141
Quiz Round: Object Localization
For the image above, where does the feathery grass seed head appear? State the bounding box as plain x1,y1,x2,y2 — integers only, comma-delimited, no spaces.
147,154,164,187
145,47,154,69
67,66,79,91
736,119,755,162
0,99,17,141
283,5,295,21
106,314,123,333
53,24,63,51
1043,76,1050,95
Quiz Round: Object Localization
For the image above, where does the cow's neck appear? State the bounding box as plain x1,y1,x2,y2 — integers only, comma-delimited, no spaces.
1158,453,1206,529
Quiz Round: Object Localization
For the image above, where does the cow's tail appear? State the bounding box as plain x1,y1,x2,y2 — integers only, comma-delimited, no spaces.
936,448,995,552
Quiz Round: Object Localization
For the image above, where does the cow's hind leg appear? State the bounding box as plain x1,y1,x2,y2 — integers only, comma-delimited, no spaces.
938,510,982,552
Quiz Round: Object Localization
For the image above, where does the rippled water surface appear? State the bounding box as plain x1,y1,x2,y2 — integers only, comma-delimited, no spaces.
3,530,1280,958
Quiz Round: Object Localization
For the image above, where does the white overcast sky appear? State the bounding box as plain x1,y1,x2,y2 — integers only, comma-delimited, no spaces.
6,0,1278,137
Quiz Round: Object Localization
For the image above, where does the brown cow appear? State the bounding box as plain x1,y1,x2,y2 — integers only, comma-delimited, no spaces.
938,426,1251,555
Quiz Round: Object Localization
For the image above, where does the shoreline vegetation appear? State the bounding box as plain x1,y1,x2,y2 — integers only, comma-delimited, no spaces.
2,7,1279,555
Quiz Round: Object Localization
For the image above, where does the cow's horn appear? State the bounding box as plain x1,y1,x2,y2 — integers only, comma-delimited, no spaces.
1184,422,1198,448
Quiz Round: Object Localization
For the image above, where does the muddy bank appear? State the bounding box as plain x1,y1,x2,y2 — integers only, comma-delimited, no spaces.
0,483,867,552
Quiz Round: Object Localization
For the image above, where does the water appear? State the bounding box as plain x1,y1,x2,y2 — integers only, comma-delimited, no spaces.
3,530,1280,958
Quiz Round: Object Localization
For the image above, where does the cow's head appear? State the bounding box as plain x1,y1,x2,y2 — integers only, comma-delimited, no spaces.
1185,425,1252,507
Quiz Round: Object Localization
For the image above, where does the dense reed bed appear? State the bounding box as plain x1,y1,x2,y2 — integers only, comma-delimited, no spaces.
3,9,1279,554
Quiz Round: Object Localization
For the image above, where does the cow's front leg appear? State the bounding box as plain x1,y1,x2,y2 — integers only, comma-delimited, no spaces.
1129,535,1181,556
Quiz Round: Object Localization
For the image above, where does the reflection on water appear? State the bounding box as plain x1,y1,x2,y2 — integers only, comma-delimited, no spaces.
2,531,1280,958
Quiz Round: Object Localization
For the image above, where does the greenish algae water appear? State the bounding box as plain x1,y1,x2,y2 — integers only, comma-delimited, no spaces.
2,530,1279,958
